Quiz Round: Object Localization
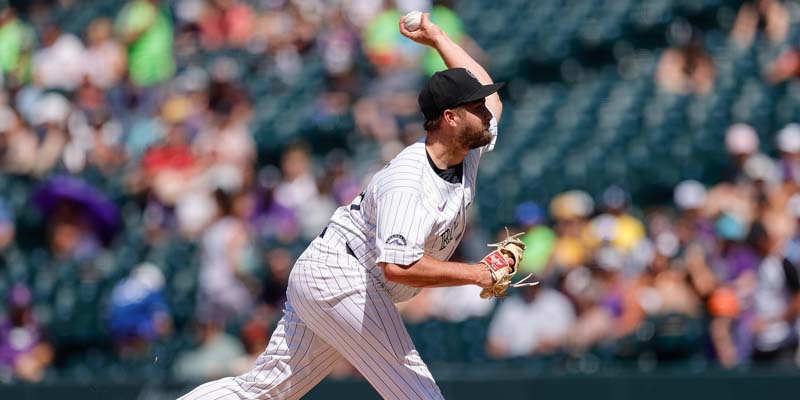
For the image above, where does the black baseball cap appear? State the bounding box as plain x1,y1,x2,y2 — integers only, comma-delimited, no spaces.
418,68,504,121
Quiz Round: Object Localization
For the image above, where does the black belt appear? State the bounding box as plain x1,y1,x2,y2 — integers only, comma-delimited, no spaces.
319,226,356,258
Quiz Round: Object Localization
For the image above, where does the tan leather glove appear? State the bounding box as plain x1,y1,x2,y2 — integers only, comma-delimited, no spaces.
479,229,538,299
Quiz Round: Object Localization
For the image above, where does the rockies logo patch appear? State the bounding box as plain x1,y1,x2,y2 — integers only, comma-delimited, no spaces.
386,234,408,246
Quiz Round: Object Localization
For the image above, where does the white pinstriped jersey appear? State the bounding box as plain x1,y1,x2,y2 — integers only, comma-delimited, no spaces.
327,114,499,303
179,76,501,399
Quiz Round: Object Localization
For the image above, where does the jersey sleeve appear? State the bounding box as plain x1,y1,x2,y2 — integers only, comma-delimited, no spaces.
375,190,435,266
481,108,499,155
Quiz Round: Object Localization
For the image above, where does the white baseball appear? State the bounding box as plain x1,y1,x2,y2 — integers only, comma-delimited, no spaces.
403,11,422,32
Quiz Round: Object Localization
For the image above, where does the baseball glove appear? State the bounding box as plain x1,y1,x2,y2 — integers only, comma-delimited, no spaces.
479,228,538,299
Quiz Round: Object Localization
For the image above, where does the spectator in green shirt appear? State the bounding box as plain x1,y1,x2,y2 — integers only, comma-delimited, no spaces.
0,7,35,85
361,2,474,77
116,0,175,87
515,201,557,276
422,4,467,76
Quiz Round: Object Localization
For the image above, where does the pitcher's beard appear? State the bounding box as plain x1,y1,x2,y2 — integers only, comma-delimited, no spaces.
460,125,492,149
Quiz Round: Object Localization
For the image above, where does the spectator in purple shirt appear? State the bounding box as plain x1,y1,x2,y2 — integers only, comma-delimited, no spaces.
707,214,763,367
0,284,53,382
711,213,760,282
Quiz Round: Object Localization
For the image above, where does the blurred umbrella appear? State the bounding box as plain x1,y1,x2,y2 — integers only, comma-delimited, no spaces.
33,175,122,244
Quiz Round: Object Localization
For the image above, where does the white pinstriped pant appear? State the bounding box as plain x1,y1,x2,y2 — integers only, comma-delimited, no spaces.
178,229,444,399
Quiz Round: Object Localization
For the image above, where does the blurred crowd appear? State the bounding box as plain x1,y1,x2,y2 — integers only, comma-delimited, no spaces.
403,0,800,371
2,0,800,385
406,121,800,369
0,0,472,382
655,0,800,95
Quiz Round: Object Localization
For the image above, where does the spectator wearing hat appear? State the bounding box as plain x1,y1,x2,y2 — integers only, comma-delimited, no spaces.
585,186,646,256
672,181,720,299
726,123,757,158
515,201,556,276
742,153,794,249
107,263,173,356
550,190,594,271
722,123,764,184
755,124,800,248
674,180,716,249
675,180,708,213
743,154,781,190
720,211,762,290
705,125,765,237
711,213,760,283
725,123,780,197
705,214,760,367
776,124,800,183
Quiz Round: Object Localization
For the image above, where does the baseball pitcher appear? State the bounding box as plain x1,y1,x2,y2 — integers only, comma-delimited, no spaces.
178,12,533,400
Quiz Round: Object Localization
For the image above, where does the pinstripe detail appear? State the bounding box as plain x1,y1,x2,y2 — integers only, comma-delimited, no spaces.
315,233,415,398
289,235,439,399
178,113,496,399
179,294,343,400
274,348,340,399
253,319,310,391
326,134,492,302
299,252,408,398
325,231,438,399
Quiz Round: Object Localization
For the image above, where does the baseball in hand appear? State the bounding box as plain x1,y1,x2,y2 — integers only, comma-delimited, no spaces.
403,11,423,31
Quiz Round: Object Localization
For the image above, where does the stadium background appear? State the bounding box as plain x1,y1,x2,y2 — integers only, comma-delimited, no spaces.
2,0,800,398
